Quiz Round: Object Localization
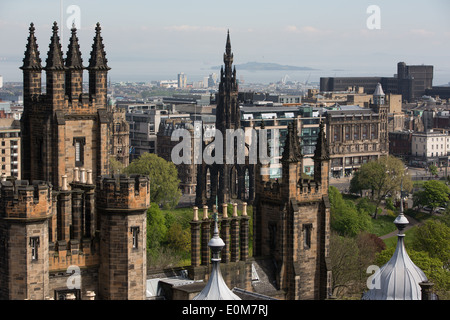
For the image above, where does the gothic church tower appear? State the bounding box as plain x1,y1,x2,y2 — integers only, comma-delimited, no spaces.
20,22,112,189
196,31,255,207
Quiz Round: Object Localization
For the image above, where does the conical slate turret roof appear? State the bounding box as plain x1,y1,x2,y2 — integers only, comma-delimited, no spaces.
362,196,427,300
373,82,385,96
193,213,241,300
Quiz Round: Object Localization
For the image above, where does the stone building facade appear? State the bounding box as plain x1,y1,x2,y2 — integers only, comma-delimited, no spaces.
157,118,198,195
325,84,390,178
0,22,150,300
0,119,21,179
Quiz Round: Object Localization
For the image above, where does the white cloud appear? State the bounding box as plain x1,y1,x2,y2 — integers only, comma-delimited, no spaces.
410,29,435,37
163,25,226,33
284,25,331,36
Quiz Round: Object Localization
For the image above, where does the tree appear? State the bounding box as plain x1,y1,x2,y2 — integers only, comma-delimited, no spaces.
109,156,124,175
428,164,438,176
166,222,191,253
412,190,427,210
329,231,385,298
412,219,450,268
146,203,168,251
125,152,182,209
349,170,371,196
329,232,360,297
350,155,412,219
420,180,450,213
329,186,372,237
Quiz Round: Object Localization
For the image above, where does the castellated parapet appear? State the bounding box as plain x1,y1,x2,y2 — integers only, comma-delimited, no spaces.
96,174,150,211
0,173,150,300
0,180,53,220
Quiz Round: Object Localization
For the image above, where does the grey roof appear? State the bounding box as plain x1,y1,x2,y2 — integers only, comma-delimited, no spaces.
373,82,385,96
362,200,427,300
193,217,241,300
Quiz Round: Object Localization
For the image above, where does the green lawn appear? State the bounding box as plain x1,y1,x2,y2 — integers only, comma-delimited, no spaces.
371,215,397,237
382,226,417,249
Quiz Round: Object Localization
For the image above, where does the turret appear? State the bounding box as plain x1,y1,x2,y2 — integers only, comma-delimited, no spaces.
362,192,428,300
0,180,53,300
21,23,43,104
45,22,66,109
88,23,110,107
65,25,84,100
193,209,241,300
312,121,330,193
373,82,385,105
281,122,302,198
96,174,150,300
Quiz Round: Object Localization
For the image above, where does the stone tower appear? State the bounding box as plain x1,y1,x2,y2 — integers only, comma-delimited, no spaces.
370,83,389,154
195,31,255,207
253,122,332,300
0,22,148,301
97,175,150,300
0,180,53,300
20,22,114,189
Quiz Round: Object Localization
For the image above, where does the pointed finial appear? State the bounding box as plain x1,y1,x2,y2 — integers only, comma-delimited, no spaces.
313,120,330,161
225,29,232,56
282,122,302,163
45,21,65,70
394,181,409,233
88,22,110,70
66,22,83,69
52,21,58,33
21,22,42,70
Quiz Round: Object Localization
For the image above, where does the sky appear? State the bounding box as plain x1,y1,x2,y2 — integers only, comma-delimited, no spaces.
1,0,450,84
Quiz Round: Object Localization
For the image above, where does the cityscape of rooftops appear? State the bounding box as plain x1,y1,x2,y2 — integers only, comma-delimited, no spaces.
0,0,449,307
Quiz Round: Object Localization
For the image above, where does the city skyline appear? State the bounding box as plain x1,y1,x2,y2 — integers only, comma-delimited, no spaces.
1,0,450,84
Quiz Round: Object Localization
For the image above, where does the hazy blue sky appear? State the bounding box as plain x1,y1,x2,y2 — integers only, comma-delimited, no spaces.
1,0,450,84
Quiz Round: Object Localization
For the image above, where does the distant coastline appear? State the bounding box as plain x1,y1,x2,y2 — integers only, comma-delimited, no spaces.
211,61,317,71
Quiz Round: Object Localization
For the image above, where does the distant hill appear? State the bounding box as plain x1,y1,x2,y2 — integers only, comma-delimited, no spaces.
212,61,316,71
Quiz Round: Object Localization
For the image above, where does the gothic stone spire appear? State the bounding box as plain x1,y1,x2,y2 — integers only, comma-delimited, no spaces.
313,120,330,161
21,23,42,71
88,22,110,70
225,29,232,58
45,22,65,71
281,122,302,163
65,25,84,70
